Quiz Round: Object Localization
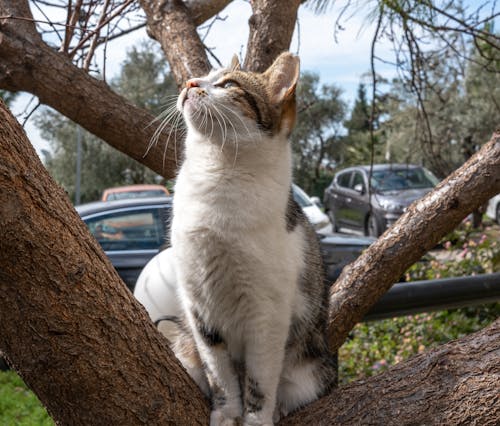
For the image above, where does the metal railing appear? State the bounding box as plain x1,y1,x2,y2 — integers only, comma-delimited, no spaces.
364,272,500,321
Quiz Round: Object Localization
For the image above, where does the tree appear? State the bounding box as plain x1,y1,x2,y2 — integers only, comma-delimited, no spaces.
1,0,500,424
291,72,346,195
341,82,386,167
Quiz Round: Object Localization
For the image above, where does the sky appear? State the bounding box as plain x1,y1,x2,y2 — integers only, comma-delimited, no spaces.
10,0,487,156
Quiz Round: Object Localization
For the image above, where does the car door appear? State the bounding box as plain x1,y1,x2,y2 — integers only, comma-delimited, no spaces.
345,170,370,231
331,171,353,228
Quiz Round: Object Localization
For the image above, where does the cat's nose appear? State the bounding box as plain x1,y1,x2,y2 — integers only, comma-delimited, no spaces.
186,79,200,89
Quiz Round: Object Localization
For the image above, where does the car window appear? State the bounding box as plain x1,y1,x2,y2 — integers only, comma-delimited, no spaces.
337,172,352,188
371,168,438,192
351,172,365,191
84,208,166,251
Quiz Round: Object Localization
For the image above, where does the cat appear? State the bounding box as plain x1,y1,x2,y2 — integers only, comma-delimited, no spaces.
169,52,336,426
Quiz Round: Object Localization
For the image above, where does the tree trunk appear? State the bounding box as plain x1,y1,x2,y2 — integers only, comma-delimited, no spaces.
0,99,209,425
1,97,499,425
244,0,302,72
139,0,211,88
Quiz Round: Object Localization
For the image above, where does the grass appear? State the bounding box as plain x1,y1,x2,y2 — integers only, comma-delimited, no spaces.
0,370,53,425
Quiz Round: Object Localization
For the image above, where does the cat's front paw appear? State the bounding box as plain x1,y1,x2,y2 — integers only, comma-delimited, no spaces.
210,409,242,426
243,412,274,426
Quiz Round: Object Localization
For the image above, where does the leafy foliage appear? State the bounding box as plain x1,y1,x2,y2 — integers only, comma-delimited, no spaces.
379,33,500,178
291,72,346,196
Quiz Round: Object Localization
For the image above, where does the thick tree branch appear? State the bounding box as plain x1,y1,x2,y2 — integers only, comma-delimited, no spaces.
185,0,233,26
283,318,500,425
0,99,209,424
0,0,179,179
139,0,210,87
327,131,500,351
244,0,302,72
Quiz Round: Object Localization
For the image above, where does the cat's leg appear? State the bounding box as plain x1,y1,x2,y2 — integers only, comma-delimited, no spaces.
242,323,289,426
187,310,242,426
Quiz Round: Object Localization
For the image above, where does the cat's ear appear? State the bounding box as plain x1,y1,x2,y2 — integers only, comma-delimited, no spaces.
264,52,300,104
229,54,241,72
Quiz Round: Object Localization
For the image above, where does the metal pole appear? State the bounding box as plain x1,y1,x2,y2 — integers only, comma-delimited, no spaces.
75,126,82,205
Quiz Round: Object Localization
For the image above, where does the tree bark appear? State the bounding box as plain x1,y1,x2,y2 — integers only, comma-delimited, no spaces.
0,0,179,179
1,97,499,426
0,99,209,424
327,131,500,351
139,0,211,88
282,318,500,425
244,0,302,72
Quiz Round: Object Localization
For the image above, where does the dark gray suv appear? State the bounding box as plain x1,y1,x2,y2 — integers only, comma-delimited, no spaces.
324,164,439,237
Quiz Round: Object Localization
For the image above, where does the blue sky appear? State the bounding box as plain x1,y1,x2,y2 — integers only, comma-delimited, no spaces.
11,0,493,155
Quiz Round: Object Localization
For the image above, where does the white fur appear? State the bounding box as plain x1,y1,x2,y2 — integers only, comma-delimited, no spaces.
171,67,307,426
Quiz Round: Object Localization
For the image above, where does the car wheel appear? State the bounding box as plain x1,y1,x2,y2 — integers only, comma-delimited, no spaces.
326,210,338,232
366,214,380,238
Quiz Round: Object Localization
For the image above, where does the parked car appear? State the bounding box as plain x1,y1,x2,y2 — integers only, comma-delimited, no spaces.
101,184,169,201
324,164,439,237
486,194,500,224
77,195,373,291
292,184,332,235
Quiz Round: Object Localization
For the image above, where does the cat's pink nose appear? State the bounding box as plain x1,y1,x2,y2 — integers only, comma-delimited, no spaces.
186,79,200,88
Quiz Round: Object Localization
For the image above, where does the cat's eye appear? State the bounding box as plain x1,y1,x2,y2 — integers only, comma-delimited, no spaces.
216,79,239,89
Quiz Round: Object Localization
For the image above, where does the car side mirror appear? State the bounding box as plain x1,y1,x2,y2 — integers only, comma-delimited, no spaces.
353,183,365,195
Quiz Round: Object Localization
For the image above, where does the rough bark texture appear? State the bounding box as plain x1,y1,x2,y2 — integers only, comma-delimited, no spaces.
282,318,500,425
244,0,302,72
327,131,500,352
0,0,178,179
139,0,211,87
0,99,209,425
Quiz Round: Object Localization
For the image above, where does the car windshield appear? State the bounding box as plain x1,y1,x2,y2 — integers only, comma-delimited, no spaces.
371,168,439,192
292,185,313,207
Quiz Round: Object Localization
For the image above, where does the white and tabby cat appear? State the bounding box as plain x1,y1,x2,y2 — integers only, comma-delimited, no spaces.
170,52,336,426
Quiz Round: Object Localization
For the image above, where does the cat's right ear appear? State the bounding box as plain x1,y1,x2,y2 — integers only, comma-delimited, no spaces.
230,54,241,72
264,52,300,105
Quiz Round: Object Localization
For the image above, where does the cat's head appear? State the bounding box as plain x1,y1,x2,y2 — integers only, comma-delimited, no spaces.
177,52,300,144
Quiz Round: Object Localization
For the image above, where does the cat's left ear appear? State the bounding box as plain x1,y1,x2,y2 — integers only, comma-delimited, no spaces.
264,52,300,105
229,54,241,72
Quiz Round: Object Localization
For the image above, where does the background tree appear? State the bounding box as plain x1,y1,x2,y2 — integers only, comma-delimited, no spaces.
291,72,346,196
381,35,500,178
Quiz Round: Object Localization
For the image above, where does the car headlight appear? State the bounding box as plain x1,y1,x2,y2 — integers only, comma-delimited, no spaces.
377,199,405,213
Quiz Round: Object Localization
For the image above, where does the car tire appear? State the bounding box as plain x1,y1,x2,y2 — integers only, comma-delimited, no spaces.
366,214,380,238
326,210,338,232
